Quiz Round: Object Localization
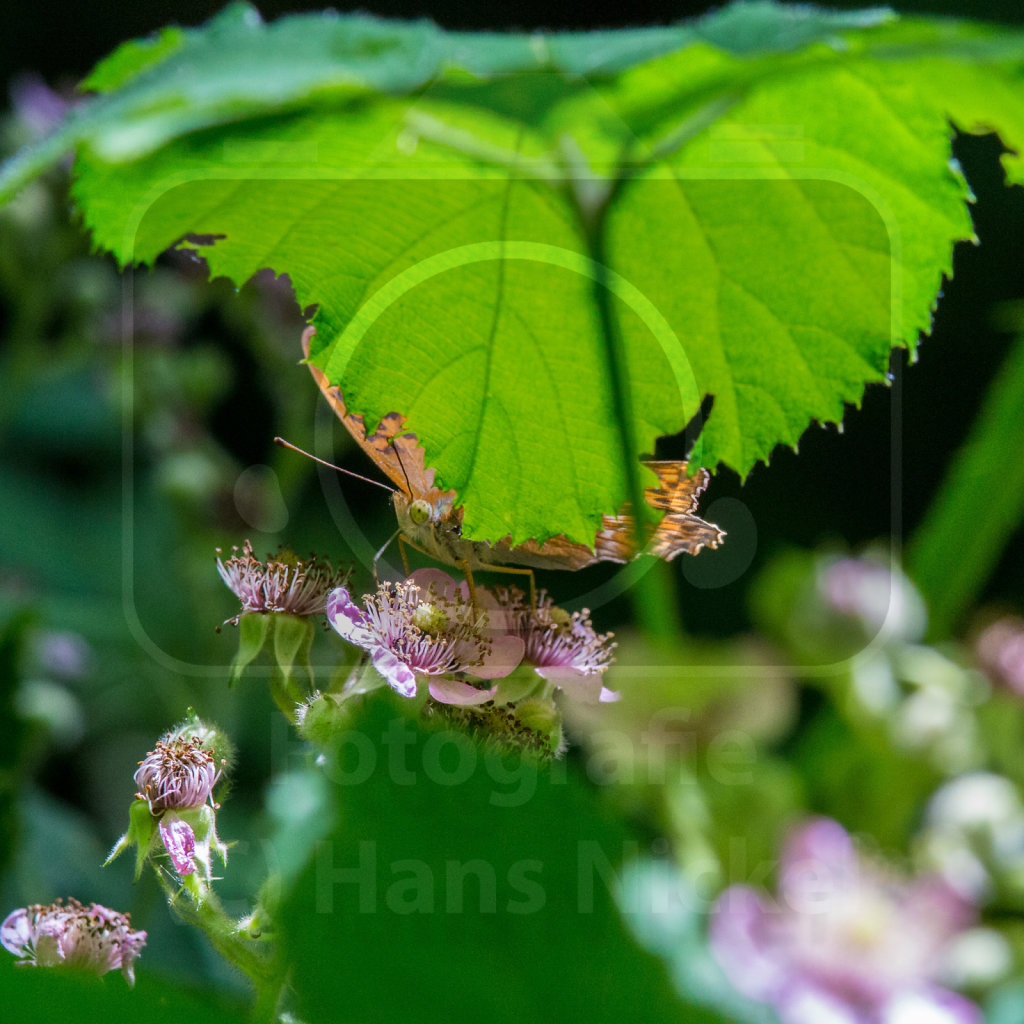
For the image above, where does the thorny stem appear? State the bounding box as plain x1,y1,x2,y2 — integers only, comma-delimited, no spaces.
154,868,285,1022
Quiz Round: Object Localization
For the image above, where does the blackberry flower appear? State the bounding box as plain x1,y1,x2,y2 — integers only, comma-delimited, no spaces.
1,899,146,986
711,817,980,1024
217,540,348,624
496,587,617,703
327,569,524,705
110,725,230,886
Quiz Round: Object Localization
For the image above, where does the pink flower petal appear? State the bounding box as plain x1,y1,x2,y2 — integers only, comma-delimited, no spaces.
159,816,196,876
778,982,862,1024
472,634,524,679
880,987,983,1024
897,876,976,966
710,885,787,1003
536,665,604,703
469,586,509,631
780,818,856,907
783,817,855,870
428,677,498,705
599,686,621,703
0,909,32,956
371,648,418,698
407,568,458,601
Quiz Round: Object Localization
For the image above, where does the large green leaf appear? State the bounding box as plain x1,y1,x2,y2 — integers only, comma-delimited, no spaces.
280,698,732,1024
4,3,1024,543
0,955,248,1024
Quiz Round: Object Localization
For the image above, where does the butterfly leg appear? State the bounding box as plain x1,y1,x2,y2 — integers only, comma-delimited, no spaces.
394,535,454,580
454,560,479,613
397,535,413,577
477,564,537,609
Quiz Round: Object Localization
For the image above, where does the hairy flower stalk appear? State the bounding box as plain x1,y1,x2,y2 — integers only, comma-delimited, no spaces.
327,569,524,705
1,899,146,985
217,540,349,624
496,587,618,703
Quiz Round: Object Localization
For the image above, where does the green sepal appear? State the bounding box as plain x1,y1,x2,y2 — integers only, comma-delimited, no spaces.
327,658,386,699
105,798,160,882
230,612,271,684
267,614,316,717
271,614,315,687
491,663,544,706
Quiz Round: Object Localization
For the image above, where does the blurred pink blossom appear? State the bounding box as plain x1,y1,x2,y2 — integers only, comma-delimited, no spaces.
710,818,979,1024
976,617,1024,695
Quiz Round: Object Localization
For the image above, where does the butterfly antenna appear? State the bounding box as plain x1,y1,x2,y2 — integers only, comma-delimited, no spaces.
390,439,415,497
274,437,397,494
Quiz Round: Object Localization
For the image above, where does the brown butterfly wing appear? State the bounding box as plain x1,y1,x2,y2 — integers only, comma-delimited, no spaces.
592,461,725,562
496,533,602,571
506,461,724,568
302,326,456,509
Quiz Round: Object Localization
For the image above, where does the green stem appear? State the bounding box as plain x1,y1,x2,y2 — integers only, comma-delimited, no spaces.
572,166,680,645
154,869,285,1020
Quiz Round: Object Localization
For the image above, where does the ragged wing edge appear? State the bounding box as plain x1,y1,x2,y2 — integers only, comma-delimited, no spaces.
301,325,456,506
593,460,725,563
503,461,724,568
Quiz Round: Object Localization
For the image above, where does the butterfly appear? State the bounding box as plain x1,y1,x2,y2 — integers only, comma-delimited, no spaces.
299,326,724,578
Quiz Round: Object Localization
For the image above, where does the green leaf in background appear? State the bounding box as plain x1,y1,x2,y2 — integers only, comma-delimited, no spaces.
4,2,1024,544
0,955,248,1024
908,328,1024,639
281,699,732,1024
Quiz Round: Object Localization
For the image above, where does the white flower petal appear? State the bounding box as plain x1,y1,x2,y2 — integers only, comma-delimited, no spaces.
326,587,376,648
372,648,418,698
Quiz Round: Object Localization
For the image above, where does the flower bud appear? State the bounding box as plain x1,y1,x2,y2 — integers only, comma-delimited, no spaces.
296,692,357,749
109,723,231,894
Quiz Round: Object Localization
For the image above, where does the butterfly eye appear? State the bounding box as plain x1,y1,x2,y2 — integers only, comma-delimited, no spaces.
409,499,432,526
